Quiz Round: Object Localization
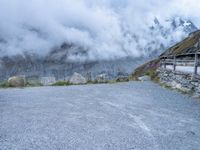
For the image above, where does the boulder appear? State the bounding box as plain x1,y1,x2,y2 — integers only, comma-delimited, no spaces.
69,72,87,85
8,76,26,87
138,76,151,81
116,76,129,82
170,81,178,88
170,81,191,93
40,77,56,86
96,74,108,83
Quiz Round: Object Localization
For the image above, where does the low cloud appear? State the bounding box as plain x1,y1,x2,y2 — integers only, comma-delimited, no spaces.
0,0,199,61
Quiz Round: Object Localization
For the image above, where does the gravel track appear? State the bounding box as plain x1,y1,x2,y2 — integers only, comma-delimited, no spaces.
0,81,200,150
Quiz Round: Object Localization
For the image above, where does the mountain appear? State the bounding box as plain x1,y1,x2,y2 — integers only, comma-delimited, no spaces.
146,17,198,56
0,17,198,82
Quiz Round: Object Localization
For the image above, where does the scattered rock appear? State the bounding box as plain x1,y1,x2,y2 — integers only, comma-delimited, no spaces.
40,77,56,86
174,83,191,93
69,72,87,85
116,76,129,82
8,76,26,87
192,93,200,98
96,74,108,83
191,81,199,87
170,81,178,89
138,76,151,81
158,69,195,95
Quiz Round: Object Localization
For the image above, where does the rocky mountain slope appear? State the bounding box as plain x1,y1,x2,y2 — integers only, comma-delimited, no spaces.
0,18,198,82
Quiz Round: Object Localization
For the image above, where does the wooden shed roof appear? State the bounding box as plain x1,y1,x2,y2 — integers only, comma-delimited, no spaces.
160,30,200,58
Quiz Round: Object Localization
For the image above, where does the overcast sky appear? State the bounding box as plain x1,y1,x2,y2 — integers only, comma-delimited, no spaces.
0,0,199,61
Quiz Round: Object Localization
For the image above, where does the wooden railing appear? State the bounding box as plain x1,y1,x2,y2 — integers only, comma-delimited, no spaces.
160,53,200,75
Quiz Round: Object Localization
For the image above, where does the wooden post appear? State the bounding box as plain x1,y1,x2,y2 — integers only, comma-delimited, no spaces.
164,58,167,69
160,59,163,68
173,56,176,71
194,53,198,75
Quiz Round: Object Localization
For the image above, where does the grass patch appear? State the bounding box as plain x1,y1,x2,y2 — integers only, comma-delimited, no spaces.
132,59,160,80
52,81,71,86
108,80,117,84
145,70,160,82
0,81,12,88
87,80,99,84
159,82,193,95
159,82,173,90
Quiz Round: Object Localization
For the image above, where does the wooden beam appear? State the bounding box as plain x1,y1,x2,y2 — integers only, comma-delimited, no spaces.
160,52,200,59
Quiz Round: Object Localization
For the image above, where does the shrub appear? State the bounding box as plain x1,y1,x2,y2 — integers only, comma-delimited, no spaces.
0,81,12,88
108,80,117,84
52,81,71,86
145,70,159,82
87,80,99,84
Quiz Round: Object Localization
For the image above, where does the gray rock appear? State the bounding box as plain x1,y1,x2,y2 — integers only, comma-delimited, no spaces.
179,86,191,93
116,76,129,82
192,92,200,98
69,72,87,85
138,76,151,81
191,81,199,87
169,81,178,89
40,77,56,86
8,76,26,87
96,74,108,83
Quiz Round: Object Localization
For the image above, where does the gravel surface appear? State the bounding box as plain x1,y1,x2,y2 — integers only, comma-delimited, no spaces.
0,81,200,150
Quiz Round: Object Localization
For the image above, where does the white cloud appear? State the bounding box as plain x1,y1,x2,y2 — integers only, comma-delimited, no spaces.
0,0,199,61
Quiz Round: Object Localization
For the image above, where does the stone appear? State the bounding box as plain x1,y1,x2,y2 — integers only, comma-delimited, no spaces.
157,68,198,94
179,87,191,93
175,83,182,89
69,72,87,85
116,76,129,82
8,76,26,87
170,81,191,93
170,81,178,89
191,81,199,87
40,77,56,86
96,74,108,83
192,92,200,98
138,76,151,81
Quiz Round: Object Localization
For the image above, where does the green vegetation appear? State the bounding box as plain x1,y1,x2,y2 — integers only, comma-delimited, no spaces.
52,81,71,86
0,79,43,88
159,82,173,90
159,82,194,95
132,59,160,81
116,77,129,83
108,79,117,84
145,70,160,82
0,81,12,88
87,80,99,84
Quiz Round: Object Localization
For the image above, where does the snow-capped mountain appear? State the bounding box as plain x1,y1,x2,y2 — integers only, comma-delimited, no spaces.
0,17,198,81
138,17,198,57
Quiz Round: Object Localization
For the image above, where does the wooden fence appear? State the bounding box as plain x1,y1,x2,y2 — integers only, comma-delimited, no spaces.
160,53,200,75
